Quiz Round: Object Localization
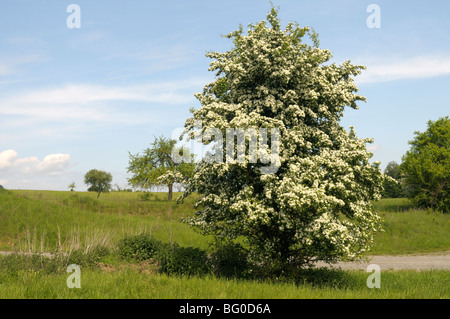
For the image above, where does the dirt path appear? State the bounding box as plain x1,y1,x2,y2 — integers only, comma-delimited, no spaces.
315,251,450,270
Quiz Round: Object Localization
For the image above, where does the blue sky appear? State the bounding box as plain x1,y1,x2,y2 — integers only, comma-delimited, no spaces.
0,0,449,191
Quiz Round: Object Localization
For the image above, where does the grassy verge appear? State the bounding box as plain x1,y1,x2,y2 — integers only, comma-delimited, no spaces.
370,198,450,255
0,264,447,299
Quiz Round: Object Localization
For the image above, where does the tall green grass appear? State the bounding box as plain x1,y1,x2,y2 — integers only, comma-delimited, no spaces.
0,190,209,253
0,267,447,299
370,198,450,255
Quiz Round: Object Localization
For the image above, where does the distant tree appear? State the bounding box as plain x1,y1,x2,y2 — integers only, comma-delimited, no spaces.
84,169,113,199
68,182,76,192
127,136,196,200
400,116,449,212
382,161,403,198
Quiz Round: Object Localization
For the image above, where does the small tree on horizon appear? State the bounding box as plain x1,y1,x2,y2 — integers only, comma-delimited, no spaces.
84,169,113,199
68,182,76,192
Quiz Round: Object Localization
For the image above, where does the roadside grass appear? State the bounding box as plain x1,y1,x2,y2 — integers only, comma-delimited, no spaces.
370,198,450,255
0,263,447,299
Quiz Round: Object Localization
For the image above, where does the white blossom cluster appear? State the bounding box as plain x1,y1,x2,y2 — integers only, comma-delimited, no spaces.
180,8,384,267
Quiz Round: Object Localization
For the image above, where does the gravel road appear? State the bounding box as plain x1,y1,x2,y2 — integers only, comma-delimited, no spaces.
315,251,450,270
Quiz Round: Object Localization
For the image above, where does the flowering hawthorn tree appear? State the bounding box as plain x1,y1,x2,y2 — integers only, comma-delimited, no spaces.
180,8,384,270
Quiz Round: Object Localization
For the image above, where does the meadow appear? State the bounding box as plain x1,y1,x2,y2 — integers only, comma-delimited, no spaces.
0,188,449,299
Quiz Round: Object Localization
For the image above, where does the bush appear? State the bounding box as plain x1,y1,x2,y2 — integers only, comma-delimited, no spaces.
209,242,250,278
156,243,211,276
118,233,162,261
138,192,155,201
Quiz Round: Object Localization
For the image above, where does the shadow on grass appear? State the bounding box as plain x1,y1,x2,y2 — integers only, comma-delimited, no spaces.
288,267,359,289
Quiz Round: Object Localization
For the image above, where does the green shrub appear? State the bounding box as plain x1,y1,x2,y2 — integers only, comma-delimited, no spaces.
156,243,210,276
209,242,250,278
137,192,155,201
118,233,162,261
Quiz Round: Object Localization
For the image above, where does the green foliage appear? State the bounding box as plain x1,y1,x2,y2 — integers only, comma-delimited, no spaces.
68,182,76,192
137,191,156,201
84,169,113,199
127,135,196,200
118,233,163,261
209,241,250,278
0,267,448,299
62,194,101,211
382,161,404,198
0,246,110,277
68,245,111,268
401,116,449,212
156,243,211,276
0,254,66,276
117,233,212,276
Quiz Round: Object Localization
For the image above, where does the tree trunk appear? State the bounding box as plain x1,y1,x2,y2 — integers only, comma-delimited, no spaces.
168,183,173,201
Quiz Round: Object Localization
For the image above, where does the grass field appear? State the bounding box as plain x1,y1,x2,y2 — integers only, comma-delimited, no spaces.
0,189,209,253
0,189,449,299
0,267,448,299
2,190,448,255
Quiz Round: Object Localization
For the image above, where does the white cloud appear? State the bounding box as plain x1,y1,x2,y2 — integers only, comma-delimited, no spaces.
0,78,205,124
366,144,380,152
355,54,450,84
0,149,71,177
0,149,18,170
35,154,71,174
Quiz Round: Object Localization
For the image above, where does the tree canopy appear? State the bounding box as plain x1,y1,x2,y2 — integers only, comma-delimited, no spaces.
180,7,384,271
382,161,403,198
84,169,112,198
127,136,196,200
401,116,449,212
